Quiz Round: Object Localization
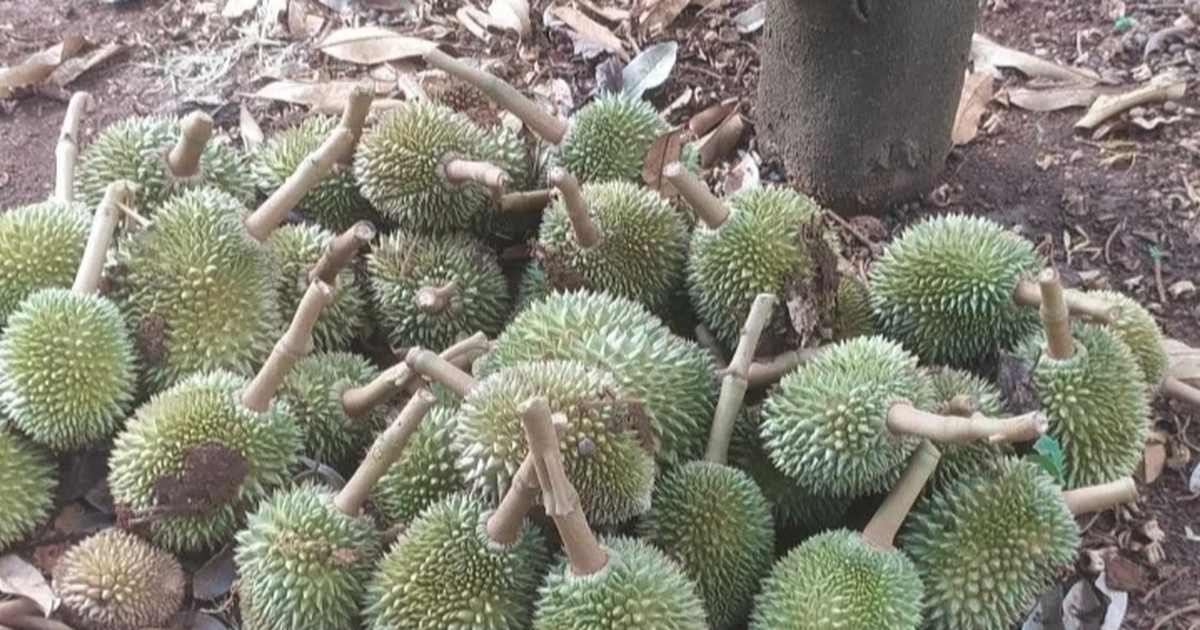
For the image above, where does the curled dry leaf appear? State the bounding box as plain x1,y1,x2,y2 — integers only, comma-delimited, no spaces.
1141,429,1168,484
637,0,692,35
249,80,405,116
0,35,88,99
317,27,435,65
952,71,995,146
1076,75,1188,130
239,104,265,152
488,0,531,37
689,99,737,138
971,33,1101,84
698,110,745,168
622,41,678,100
551,6,625,56
642,127,688,198
0,554,56,616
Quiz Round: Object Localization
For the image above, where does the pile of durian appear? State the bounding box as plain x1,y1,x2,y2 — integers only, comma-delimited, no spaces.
0,51,1191,630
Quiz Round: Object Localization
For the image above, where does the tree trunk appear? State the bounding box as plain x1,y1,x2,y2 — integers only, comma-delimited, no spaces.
757,0,979,216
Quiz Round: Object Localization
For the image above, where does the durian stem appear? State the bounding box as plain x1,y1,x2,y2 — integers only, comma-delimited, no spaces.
1037,267,1076,360
415,280,460,315
404,346,480,396
72,180,131,295
520,396,609,576
334,388,438,515
487,412,568,545
707,293,776,464
943,394,980,417
309,220,376,285
424,48,568,144
54,91,93,203
746,347,821,387
548,167,601,249
244,127,356,243
339,83,374,147
242,280,336,413
166,110,214,178
1162,376,1200,409
340,332,488,418
1062,477,1138,516
885,402,1049,444
500,189,553,213
663,162,729,229
1013,279,1120,324
116,199,153,229
443,158,510,197
860,441,941,551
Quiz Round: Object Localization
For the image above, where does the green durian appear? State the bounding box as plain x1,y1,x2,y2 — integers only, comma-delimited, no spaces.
1072,288,1168,392
0,200,90,326
869,214,1044,368
373,405,464,524
235,482,379,630
0,428,56,552
107,370,301,553
267,224,367,352
363,493,549,630
277,351,385,466
832,272,878,341
482,124,535,191
924,366,1009,490
553,91,669,184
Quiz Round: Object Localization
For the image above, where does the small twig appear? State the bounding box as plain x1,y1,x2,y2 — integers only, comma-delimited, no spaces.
1103,217,1124,267
1140,567,1190,605
73,181,131,295
707,293,774,464
242,280,336,412
115,201,153,229
309,221,376,285
166,110,213,178
1153,253,1168,305
548,167,600,249
663,162,728,229
55,91,93,203
244,127,356,242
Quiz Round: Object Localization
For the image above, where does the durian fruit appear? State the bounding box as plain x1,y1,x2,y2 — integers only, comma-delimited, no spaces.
52,528,185,630
1070,288,1168,392
367,229,511,351
0,428,56,552
760,335,1047,498
372,404,465,524
749,442,940,630
832,270,878,340
900,459,1137,630
0,182,138,452
77,110,254,215
924,366,1010,490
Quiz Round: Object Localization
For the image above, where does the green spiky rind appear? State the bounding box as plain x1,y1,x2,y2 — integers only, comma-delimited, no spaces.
77,115,254,214
533,534,709,630
278,352,384,466
749,529,924,630
638,461,774,630
373,405,464,524
0,429,56,552
474,291,717,467
1020,323,1151,488
760,335,935,498
687,185,829,350
900,458,1079,630
869,214,1044,368
52,528,185,630
107,370,301,553
363,493,550,630
266,224,368,352
538,180,689,312
1076,288,1168,391
354,101,495,233
251,116,376,233
555,92,670,184
0,200,91,326
235,482,379,630
727,407,853,532
833,273,879,341
681,142,702,174
457,360,657,525
366,230,511,350
924,367,1009,490
0,289,137,452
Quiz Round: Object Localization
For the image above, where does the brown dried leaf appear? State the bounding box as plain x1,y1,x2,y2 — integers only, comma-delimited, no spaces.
0,35,88,98
1005,83,1121,112
248,80,405,115
971,33,1101,84
689,99,737,138
0,554,55,616
239,105,264,152
642,127,687,198
317,26,435,65
1141,430,1168,484
698,111,744,168
637,0,691,34
192,545,237,601
577,0,630,22
45,43,123,90
952,71,994,146
552,6,624,55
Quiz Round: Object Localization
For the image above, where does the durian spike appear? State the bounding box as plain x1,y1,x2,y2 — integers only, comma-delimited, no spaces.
404,346,480,397
500,189,553,213
1037,267,1075,360
1061,477,1138,516
707,293,775,464
340,332,488,418
55,91,94,203
244,127,357,242
339,83,374,147
859,441,941,551
424,48,568,144
416,280,460,314
520,395,610,576
548,167,601,249
885,402,1048,445
663,161,729,229
166,110,214,178
73,180,132,295
333,387,439,515
486,410,568,545
1162,376,1200,408
308,220,377,285
944,394,981,417
242,280,337,412
442,158,510,199
747,347,821,387
1014,277,1120,324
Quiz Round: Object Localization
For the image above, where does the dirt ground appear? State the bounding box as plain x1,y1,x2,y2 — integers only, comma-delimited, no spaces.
2,0,1199,628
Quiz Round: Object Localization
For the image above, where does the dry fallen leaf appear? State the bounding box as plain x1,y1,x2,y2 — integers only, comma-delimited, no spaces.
457,6,493,42
698,111,745,168
724,153,760,195
642,127,688,198
487,0,531,37
952,71,994,145
0,36,88,99
1163,337,1200,383
44,43,123,92
239,105,265,152
317,27,435,65
1005,83,1121,112
577,0,630,22
0,554,56,616
1076,75,1188,130
1141,430,1168,484
732,2,764,34
622,41,677,99
637,0,692,35
690,99,738,138
552,6,624,55
248,80,405,115
971,33,1101,84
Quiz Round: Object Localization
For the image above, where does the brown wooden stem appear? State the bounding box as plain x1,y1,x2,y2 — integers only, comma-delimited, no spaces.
55,91,93,203
500,189,553,213
1038,267,1075,360
1162,376,1200,409
707,293,775,464
416,280,460,315
885,402,1048,444
486,411,569,546
404,347,480,397
548,167,601,249
860,441,941,550
245,127,356,242
309,221,376,285
340,332,489,418
73,181,131,295
1062,477,1138,516
663,161,729,229
746,347,821,387
166,110,213,178
442,158,510,198
339,83,373,146
1014,279,1120,324
242,280,336,412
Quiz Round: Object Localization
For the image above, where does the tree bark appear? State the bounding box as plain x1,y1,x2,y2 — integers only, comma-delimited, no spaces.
757,0,979,216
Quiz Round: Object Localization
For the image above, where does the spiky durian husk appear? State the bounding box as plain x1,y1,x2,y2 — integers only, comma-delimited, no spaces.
251,115,377,233
900,458,1079,630
553,91,669,184
536,181,689,313
924,366,1009,490
1020,323,1151,488
869,214,1043,368
0,200,90,326
533,534,708,630
760,335,934,498
354,100,496,233
267,224,368,352
52,528,185,630
367,229,511,351
373,405,463,524
749,529,924,630
107,370,301,553
113,187,282,393
363,493,549,630
278,352,384,466
832,272,878,341
235,482,379,630
0,428,56,552
457,360,656,525
474,291,717,467
481,125,534,191
638,461,774,630
1073,288,1168,392
687,185,830,350
77,115,253,214
0,289,137,452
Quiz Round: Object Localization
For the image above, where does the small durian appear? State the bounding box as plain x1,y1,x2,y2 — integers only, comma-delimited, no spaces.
276,351,386,466
551,91,670,184
0,428,57,552
924,366,1010,489
52,528,185,630
373,405,465,524
0,200,90,326
1071,288,1168,392
832,271,878,340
